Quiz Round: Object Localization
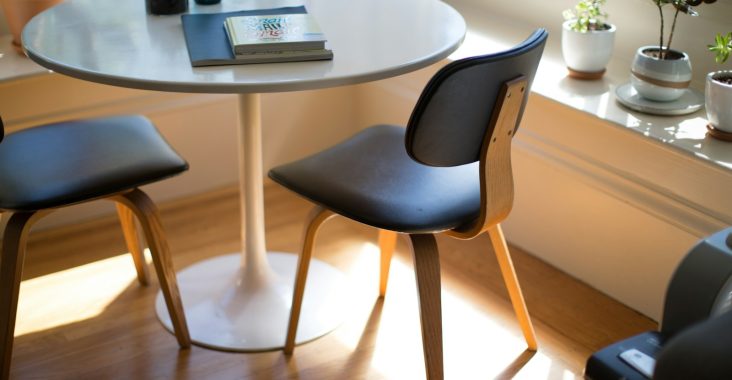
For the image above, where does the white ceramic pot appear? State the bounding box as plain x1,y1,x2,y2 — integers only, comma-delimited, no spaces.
706,70,732,132
561,20,616,79
630,46,692,102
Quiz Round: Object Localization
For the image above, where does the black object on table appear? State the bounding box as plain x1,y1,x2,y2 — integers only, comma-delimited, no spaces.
147,0,188,15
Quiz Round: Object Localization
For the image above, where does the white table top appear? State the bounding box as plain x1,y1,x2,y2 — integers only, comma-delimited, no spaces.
22,0,465,94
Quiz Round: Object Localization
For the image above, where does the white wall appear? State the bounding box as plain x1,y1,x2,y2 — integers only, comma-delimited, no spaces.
0,7,8,35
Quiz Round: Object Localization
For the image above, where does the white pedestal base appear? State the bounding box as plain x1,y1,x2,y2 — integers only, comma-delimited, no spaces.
155,252,347,351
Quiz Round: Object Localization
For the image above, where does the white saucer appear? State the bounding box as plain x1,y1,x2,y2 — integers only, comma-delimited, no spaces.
614,82,704,116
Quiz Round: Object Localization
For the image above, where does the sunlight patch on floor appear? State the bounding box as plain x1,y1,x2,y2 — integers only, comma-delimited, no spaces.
15,252,142,337
330,242,578,379
330,242,383,347
510,352,581,380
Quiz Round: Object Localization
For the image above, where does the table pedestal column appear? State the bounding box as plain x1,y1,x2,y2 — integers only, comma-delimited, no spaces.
155,93,347,351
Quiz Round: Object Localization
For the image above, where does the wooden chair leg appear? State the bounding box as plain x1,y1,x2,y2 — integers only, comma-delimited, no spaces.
408,234,444,380
112,189,191,349
487,224,538,351
284,206,335,355
0,212,8,245
116,203,150,286
378,229,397,298
0,211,45,380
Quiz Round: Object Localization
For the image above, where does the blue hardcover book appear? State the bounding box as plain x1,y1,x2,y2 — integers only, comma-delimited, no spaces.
181,6,331,67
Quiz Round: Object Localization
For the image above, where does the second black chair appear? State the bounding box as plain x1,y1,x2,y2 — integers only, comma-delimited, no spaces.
269,29,548,379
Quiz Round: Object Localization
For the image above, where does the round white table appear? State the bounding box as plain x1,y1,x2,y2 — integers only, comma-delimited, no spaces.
22,0,465,352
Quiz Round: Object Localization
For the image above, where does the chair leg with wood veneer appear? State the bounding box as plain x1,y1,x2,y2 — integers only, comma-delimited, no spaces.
487,224,538,350
409,234,444,380
112,189,191,348
284,206,336,354
116,202,151,286
0,211,46,380
378,229,398,298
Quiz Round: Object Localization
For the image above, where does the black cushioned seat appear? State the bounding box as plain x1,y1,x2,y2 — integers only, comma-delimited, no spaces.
270,29,548,380
0,115,191,380
270,124,480,233
0,115,187,211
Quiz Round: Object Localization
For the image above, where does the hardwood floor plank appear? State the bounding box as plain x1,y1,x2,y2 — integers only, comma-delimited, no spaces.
9,182,656,379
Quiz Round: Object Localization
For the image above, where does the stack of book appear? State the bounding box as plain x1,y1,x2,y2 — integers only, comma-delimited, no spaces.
224,13,333,64
180,7,333,67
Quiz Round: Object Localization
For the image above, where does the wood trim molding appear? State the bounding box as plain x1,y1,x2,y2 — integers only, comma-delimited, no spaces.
514,119,732,238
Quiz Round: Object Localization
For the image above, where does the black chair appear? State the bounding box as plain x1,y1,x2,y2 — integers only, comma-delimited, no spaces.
269,29,548,379
0,115,191,379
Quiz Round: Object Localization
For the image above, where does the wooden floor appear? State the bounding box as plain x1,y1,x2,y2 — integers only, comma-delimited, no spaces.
9,183,655,379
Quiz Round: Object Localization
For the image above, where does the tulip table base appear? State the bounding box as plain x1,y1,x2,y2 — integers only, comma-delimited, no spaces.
154,94,347,351
155,252,347,351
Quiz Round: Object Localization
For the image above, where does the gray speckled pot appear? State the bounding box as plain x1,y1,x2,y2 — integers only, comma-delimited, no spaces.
631,46,692,102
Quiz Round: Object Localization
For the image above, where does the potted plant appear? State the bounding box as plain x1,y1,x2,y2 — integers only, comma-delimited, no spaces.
631,0,716,102
562,0,616,80
705,32,732,137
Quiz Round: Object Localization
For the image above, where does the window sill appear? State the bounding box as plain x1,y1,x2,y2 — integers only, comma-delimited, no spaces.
447,1,732,173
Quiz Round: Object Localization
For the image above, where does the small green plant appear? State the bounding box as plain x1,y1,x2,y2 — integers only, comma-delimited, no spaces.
563,0,609,32
651,0,717,59
708,32,732,64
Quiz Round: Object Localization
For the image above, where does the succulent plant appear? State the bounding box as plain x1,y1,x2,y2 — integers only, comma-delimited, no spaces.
563,0,609,33
709,32,732,64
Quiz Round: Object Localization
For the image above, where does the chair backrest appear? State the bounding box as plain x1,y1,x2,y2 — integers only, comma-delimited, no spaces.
405,29,547,167
1,115,4,144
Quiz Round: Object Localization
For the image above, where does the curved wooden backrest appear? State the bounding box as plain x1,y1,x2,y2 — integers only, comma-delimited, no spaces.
405,29,548,167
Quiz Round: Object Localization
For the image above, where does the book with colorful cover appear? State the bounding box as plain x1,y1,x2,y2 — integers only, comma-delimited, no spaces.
223,13,328,55
181,6,332,67
228,49,333,65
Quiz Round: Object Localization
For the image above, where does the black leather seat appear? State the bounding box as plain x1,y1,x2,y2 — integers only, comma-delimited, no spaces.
270,124,481,233
0,115,191,380
270,29,548,379
0,116,186,210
